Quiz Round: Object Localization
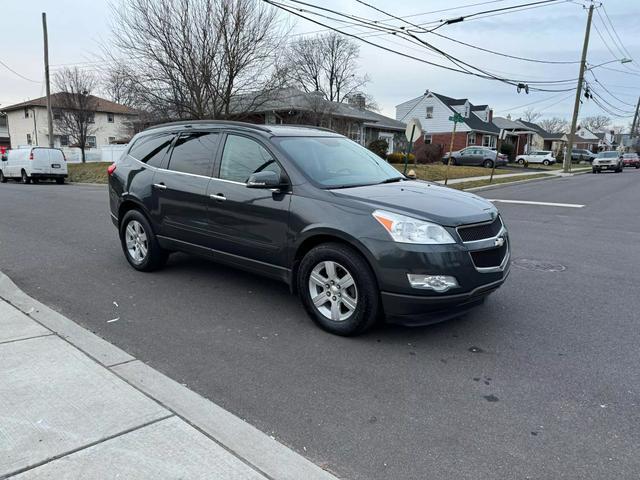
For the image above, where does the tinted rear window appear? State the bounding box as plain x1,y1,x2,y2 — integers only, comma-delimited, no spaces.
129,133,174,167
167,132,219,177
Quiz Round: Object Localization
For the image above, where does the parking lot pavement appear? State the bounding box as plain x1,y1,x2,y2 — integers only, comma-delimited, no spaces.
0,279,338,480
0,169,639,479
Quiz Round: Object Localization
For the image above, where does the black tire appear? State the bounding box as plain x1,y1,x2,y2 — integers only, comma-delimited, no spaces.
543,159,550,166
119,209,169,272
635,164,639,169
517,158,525,165
297,242,381,336
592,169,597,174
483,159,493,168
55,178,65,184
32,178,39,184
21,170,31,184
0,170,5,183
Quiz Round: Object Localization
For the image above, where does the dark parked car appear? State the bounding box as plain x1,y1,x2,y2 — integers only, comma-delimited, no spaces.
571,149,596,163
109,121,510,336
442,146,508,168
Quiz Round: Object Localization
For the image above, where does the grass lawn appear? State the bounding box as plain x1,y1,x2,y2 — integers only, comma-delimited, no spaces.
67,162,111,184
392,163,513,181
449,173,552,190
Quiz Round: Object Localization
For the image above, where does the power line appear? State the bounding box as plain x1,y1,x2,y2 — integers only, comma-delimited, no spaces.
600,5,635,63
0,59,41,83
274,0,579,89
587,70,636,107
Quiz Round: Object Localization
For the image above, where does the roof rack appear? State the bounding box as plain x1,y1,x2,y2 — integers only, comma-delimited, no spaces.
145,119,272,132
272,124,337,133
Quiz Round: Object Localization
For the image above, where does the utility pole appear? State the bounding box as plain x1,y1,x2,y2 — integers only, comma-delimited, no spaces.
565,3,594,173
630,96,640,140
42,12,54,148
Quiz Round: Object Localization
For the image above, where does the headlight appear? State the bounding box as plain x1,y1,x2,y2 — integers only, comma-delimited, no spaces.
372,210,456,244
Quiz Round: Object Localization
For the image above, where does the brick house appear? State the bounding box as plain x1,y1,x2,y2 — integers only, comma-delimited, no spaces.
395,90,499,154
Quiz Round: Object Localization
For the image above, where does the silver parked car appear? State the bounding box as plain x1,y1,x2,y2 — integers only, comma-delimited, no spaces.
442,146,508,168
592,151,623,173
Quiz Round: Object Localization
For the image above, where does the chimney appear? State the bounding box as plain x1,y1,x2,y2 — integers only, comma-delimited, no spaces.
488,109,493,123
424,89,430,96
507,114,512,120
348,93,366,110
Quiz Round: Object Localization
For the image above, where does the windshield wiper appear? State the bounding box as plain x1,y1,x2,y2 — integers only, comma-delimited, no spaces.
377,176,404,184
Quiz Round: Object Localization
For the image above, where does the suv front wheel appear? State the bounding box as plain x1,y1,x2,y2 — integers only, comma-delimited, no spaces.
119,209,169,271
297,243,380,336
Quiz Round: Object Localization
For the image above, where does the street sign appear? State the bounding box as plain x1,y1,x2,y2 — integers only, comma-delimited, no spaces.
405,118,422,143
448,113,465,123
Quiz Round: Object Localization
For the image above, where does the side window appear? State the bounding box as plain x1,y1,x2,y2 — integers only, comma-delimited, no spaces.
167,132,219,176
128,133,174,168
219,135,282,183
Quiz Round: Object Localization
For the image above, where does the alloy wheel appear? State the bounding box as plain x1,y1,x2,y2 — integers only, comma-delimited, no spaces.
308,261,358,322
125,220,149,264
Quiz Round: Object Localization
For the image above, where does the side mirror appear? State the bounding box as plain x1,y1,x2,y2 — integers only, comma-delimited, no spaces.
246,170,285,189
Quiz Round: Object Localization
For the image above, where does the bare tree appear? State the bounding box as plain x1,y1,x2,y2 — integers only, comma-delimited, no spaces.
284,32,370,104
580,115,611,132
54,67,99,163
521,108,542,123
539,117,569,134
105,0,288,120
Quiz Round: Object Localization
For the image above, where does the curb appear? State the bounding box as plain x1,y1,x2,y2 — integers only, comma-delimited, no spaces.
461,169,591,193
0,271,339,480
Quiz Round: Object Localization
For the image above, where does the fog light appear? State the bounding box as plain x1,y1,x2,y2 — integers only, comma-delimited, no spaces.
407,274,458,292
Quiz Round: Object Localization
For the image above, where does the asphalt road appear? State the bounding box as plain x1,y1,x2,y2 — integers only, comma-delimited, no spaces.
1,170,639,479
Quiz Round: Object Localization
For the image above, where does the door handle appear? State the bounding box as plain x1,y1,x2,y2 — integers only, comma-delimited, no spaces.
209,193,226,201
153,183,167,190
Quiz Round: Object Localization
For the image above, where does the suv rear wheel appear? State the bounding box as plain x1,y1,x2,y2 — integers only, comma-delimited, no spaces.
0,171,5,183
21,170,30,184
119,209,168,271
483,159,494,168
297,243,380,336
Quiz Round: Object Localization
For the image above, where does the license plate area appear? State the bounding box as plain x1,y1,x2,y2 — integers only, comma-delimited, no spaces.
51,164,60,168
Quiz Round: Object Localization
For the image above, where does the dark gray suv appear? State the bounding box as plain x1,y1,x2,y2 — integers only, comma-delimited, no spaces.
108,121,510,335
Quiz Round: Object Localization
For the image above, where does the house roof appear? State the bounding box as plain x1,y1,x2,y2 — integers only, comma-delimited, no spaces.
232,87,404,131
492,116,534,132
1,93,137,115
430,92,499,134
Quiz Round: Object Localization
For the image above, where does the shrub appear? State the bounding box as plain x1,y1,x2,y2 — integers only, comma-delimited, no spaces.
367,139,389,159
386,152,415,163
499,142,515,160
413,143,443,164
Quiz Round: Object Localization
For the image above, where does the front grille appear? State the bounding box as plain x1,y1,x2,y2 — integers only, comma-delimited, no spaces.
470,243,508,269
457,217,503,242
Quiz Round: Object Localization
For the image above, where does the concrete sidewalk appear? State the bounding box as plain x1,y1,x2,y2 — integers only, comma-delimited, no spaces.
434,167,590,185
0,272,339,480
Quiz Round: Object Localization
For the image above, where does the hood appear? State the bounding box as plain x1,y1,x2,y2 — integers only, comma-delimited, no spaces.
330,180,497,226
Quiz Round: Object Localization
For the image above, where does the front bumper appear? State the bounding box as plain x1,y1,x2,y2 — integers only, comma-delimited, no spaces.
593,164,618,170
362,218,510,326
382,273,509,326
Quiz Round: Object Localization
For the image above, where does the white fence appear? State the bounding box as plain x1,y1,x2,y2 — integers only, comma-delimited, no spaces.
63,145,128,164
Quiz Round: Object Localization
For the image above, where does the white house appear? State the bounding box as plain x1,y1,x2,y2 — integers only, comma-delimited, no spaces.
396,90,499,153
1,93,138,150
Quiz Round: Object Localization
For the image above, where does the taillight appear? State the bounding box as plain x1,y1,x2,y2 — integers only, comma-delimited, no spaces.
29,151,34,160
107,163,117,176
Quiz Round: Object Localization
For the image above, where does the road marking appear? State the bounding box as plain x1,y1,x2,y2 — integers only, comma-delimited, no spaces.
487,199,584,208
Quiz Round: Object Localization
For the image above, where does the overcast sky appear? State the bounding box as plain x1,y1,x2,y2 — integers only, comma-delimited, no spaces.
2,0,638,127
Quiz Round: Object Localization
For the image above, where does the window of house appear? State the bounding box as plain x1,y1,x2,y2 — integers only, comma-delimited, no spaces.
220,134,282,183
483,135,496,148
26,133,32,145
425,106,434,119
88,114,95,124
0,115,6,128
60,135,69,147
53,110,61,121
128,133,174,168
24,108,29,119
108,136,116,144
107,113,114,123
86,136,97,148
468,132,476,145
167,132,219,177
424,135,432,144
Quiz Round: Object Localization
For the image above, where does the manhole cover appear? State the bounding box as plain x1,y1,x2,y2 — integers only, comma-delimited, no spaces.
512,258,566,272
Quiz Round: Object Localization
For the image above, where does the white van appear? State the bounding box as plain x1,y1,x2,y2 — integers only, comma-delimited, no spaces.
0,147,68,184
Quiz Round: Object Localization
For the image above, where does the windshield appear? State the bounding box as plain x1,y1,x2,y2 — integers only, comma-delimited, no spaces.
273,136,402,188
597,151,619,158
